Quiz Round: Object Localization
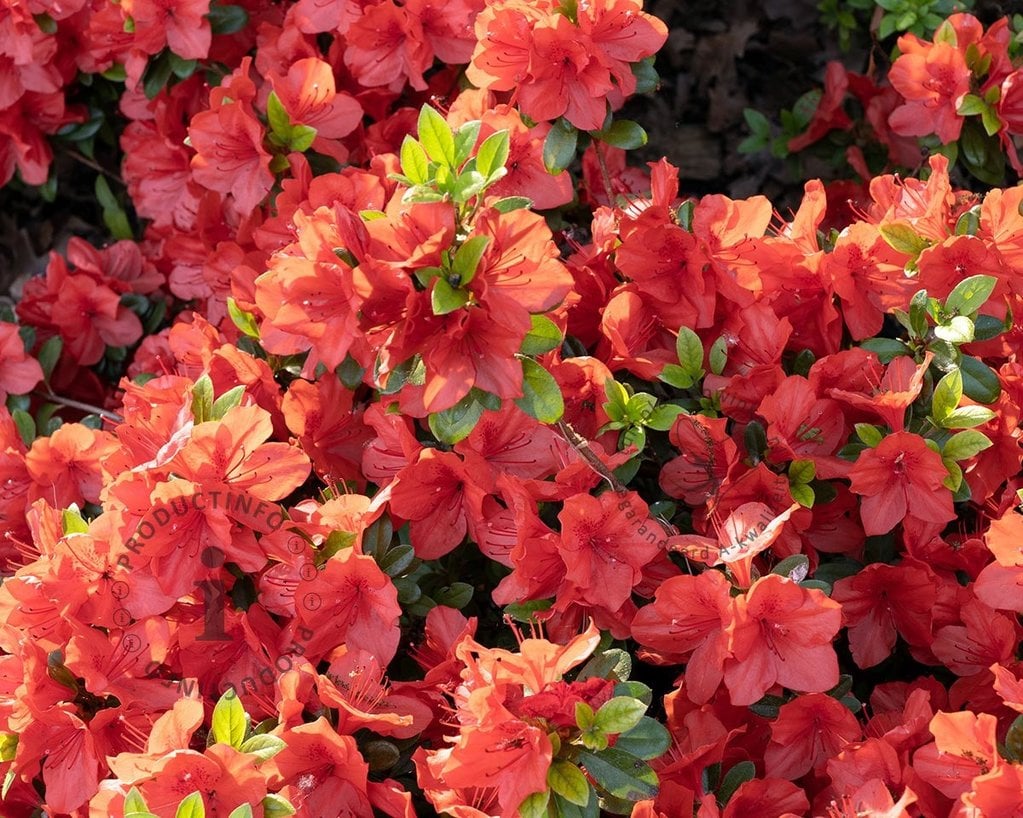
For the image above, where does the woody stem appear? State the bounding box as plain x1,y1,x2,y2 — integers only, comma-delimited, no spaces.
556,419,626,492
66,149,124,186
594,142,615,203
33,390,124,423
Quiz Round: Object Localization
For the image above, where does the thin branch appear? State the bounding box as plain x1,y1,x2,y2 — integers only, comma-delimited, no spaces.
34,390,123,423
66,149,124,186
593,142,616,205
556,418,626,492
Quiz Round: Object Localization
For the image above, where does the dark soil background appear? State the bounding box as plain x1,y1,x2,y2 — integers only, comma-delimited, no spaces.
4,0,1022,304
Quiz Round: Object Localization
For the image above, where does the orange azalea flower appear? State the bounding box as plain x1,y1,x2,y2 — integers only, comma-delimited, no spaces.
725,574,843,705
913,710,1000,800
269,57,362,140
963,763,1023,818
25,422,118,508
829,352,932,433
0,322,42,402
822,779,918,818
763,693,862,780
888,38,971,144
668,502,800,589
189,97,273,214
658,414,738,506
832,562,938,669
631,569,734,703
847,431,955,537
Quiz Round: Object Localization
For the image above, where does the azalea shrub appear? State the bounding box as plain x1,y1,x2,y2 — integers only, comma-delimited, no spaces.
5,1,1023,818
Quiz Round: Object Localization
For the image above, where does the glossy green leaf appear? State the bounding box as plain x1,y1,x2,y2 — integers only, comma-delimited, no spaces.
431,278,470,315
211,385,245,420
520,315,563,356
942,405,997,428
946,275,997,316
208,3,249,34
543,119,578,174
418,105,456,167
594,119,647,150
579,748,658,801
613,716,671,761
519,790,550,818
174,792,206,818
717,761,755,805
548,760,592,807
238,733,286,762
515,358,564,424
427,393,485,444
211,688,247,749
261,794,296,818
451,235,490,285
227,297,260,339
594,697,646,735
932,369,963,424
476,129,510,178
943,429,993,461
399,136,430,185
960,355,1001,404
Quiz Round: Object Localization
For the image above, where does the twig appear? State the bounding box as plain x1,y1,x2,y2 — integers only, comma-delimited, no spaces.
556,418,626,492
66,149,124,186
593,142,616,205
34,390,123,423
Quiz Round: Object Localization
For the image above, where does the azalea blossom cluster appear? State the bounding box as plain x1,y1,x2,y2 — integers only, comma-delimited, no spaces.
782,12,1023,183
5,1,1023,817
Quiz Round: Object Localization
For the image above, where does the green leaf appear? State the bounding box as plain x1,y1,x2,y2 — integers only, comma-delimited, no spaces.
515,358,564,424
854,423,884,447
12,409,35,447
378,544,415,577
211,688,247,749
548,761,592,807
175,792,205,818
211,385,246,420
718,761,755,805
789,483,815,508
947,275,997,316
575,701,596,731
451,235,490,286
95,175,133,240
476,130,510,178
859,337,910,363
675,327,704,376
519,790,550,818
227,806,254,818
645,404,684,432
579,748,658,801
142,50,174,99
227,297,260,339
261,795,295,818
428,394,485,444
29,344,59,385
631,57,659,95
772,554,810,582
400,136,430,185
943,429,993,461
974,313,1007,341
191,374,215,424
265,93,291,142
932,369,963,424
520,315,563,356
879,223,931,257
594,697,647,735
709,335,728,375
431,278,470,315
1004,714,1023,762
453,120,482,167
288,124,317,152
788,459,815,484
0,733,17,762
543,119,578,174
658,364,694,389
934,315,975,344
493,196,534,213
960,355,1001,404
62,505,90,535
957,94,987,116
124,787,150,815
417,105,456,168
613,716,671,761
594,120,647,150
942,405,997,428
208,3,249,34
435,581,473,609
576,648,631,682
238,733,286,762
